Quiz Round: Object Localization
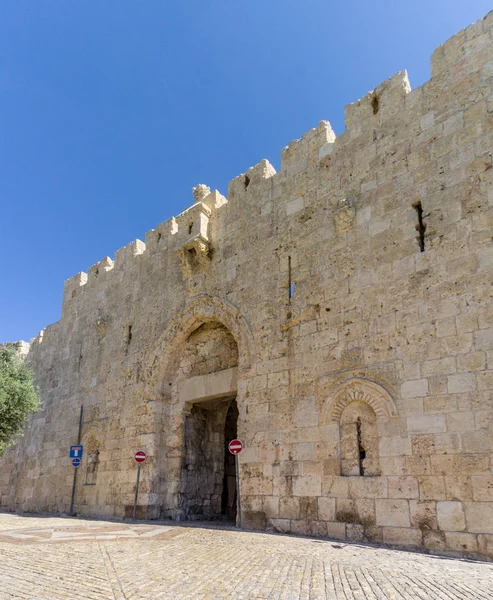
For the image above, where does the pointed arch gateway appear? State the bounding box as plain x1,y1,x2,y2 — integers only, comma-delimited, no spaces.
143,295,255,521
144,294,256,401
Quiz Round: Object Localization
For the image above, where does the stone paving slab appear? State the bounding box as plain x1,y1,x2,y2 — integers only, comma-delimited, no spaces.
0,513,492,599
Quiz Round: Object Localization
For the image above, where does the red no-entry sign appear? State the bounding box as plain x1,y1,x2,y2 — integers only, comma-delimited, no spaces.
135,450,146,463
228,439,243,455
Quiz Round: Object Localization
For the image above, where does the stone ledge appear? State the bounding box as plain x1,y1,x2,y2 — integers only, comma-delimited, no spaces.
178,367,238,405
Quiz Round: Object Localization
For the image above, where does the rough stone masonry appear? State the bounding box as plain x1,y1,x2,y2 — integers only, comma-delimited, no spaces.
1,11,493,560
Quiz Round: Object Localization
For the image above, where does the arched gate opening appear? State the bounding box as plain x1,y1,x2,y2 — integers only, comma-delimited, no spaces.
184,398,238,520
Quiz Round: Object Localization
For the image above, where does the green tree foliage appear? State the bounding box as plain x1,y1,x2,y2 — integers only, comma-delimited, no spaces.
0,346,41,456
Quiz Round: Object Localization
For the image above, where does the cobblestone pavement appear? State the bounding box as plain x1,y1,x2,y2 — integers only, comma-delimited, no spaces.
0,513,492,599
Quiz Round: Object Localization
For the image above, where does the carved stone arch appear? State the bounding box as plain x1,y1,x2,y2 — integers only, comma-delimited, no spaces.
320,377,397,425
143,294,256,398
141,295,253,520
81,425,102,448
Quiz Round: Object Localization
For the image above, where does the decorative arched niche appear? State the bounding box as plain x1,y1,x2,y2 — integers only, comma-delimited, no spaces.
81,429,101,486
320,378,397,477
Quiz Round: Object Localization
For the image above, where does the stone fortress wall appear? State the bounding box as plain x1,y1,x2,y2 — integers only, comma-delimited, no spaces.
1,11,493,559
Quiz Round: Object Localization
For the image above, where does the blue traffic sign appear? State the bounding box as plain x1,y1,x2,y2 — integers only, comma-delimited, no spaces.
70,445,83,458
71,458,81,467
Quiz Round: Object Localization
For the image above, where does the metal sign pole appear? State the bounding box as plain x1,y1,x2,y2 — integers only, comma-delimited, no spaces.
133,463,141,520
235,453,241,529
70,405,84,516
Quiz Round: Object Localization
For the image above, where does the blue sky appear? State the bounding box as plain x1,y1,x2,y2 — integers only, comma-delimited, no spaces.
1,1,491,343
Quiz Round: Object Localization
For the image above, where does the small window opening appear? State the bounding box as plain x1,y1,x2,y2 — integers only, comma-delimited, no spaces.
340,401,379,477
244,175,250,190
157,232,162,242
356,417,365,476
188,223,193,235
371,92,379,115
95,268,99,278
413,201,426,252
127,325,132,345
288,256,294,299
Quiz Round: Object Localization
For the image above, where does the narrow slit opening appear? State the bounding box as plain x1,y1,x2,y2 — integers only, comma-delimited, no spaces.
413,201,426,252
356,417,365,476
371,93,379,115
288,256,294,300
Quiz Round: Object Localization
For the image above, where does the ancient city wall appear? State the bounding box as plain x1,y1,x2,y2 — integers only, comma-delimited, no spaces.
1,11,493,559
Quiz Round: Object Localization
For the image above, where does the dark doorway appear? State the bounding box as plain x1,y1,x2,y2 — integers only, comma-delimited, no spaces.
221,399,238,519
183,397,238,521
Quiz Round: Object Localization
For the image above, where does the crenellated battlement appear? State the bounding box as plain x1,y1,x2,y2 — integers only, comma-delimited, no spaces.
431,11,493,78
228,159,276,199
61,9,493,316
280,121,336,176
62,187,229,310
87,257,114,284
343,71,411,131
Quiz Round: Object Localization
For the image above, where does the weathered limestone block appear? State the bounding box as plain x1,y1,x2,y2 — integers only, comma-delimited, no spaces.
437,501,466,531
382,526,422,547
375,499,411,527
401,379,429,399
471,475,493,501
464,502,493,534
388,476,419,499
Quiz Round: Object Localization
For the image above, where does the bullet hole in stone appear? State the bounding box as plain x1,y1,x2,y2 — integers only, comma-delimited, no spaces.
244,175,250,190
371,93,379,115
413,201,427,252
